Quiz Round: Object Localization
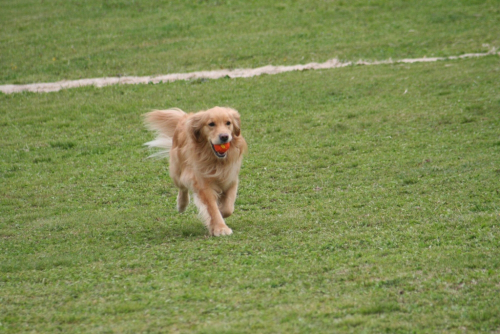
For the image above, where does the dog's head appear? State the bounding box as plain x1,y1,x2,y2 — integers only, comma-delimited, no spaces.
187,107,241,159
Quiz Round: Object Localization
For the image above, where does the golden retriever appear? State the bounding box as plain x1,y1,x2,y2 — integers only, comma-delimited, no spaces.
144,107,247,236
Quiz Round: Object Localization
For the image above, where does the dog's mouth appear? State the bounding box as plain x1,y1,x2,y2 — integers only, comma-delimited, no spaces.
210,142,229,158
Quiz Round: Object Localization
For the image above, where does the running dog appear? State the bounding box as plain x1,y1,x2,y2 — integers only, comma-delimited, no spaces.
144,107,247,236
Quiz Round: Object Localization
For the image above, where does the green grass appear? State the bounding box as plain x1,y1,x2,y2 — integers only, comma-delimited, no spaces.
1,55,500,332
2,1,500,331
1,0,500,84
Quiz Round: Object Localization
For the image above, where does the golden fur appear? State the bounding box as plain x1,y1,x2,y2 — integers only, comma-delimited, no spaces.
144,107,247,236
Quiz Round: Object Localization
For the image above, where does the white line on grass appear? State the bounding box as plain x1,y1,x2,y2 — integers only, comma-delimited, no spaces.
1,50,498,94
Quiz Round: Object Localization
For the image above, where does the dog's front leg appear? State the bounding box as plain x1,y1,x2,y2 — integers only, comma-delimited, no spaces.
219,181,238,218
194,188,233,236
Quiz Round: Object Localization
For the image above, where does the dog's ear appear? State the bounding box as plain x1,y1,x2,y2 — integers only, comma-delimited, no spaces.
186,113,205,143
229,109,241,137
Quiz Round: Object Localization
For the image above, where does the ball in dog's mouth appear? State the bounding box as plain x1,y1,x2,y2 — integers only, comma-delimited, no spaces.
211,142,230,158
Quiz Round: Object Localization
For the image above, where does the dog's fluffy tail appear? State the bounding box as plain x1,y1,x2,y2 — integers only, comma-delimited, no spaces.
143,108,186,158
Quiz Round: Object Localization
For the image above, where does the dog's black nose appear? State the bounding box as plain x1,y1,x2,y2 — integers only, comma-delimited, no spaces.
219,134,229,143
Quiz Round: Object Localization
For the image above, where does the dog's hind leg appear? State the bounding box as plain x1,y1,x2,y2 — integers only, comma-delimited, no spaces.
176,188,189,213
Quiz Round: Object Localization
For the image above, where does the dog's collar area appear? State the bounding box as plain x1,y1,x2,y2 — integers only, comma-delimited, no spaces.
210,142,228,158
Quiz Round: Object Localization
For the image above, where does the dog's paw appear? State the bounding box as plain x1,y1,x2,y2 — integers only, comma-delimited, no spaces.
211,225,233,237
177,204,187,213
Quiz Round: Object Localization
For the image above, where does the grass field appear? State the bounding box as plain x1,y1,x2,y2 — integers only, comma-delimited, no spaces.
1,0,500,85
2,0,500,333
2,56,500,332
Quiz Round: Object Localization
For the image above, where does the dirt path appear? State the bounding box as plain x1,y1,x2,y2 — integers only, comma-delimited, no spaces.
1,50,497,94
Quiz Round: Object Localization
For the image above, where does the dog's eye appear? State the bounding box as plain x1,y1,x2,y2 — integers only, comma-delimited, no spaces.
226,121,231,126
208,122,215,127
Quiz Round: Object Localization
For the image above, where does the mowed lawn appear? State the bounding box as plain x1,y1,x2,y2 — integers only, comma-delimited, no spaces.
1,0,500,84
1,55,500,332
2,0,500,332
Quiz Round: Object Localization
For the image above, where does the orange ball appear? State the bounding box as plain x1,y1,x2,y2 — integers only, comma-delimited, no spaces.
213,142,230,153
